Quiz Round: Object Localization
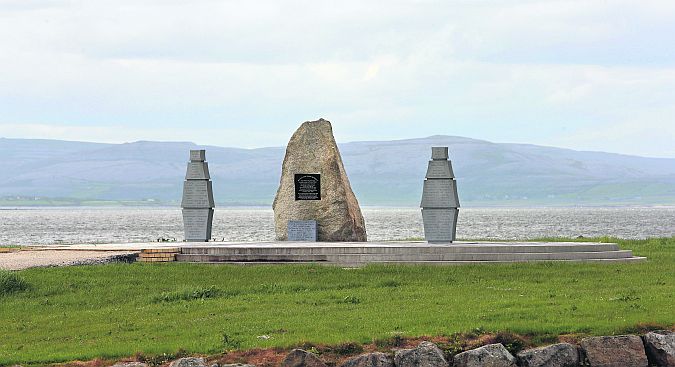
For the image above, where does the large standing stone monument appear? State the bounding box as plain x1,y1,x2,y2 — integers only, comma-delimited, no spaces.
273,118,367,242
420,147,459,243
181,149,215,242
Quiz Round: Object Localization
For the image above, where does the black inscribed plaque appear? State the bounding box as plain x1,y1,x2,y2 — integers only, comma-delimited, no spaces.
294,173,321,200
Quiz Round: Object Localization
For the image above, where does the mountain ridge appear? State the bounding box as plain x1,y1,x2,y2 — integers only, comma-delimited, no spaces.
1,136,674,206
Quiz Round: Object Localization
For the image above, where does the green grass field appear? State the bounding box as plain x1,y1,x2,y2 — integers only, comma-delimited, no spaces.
1,237,673,366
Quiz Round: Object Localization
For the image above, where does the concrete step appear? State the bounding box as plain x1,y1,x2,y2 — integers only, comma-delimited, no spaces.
180,243,621,256
176,254,329,262
175,250,633,263
351,257,647,265
170,241,643,266
177,257,647,266
325,250,634,262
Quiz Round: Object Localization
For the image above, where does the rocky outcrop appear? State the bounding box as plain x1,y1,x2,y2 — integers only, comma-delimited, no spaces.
273,119,367,242
516,343,579,367
394,341,447,367
580,335,647,367
341,352,393,367
112,333,675,367
643,331,675,366
452,343,517,367
169,358,208,367
281,349,328,367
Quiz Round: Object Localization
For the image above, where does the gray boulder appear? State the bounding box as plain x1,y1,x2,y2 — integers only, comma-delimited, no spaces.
452,343,517,367
516,343,579,367
220,364,256,367
169,358,207,367
394,341,447,367
341,352,393,367
272,118,367,242
643,331,675,366
580,335,647,367
281,349,327,367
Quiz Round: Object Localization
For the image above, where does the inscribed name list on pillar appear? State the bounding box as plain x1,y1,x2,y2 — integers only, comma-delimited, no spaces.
420,146,460,243
181,149,215,242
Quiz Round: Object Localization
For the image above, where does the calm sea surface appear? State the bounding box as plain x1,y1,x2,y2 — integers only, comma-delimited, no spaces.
0,207,673,246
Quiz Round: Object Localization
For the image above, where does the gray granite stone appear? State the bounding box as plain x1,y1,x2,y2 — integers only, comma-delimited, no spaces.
394,341,447,367
186,162,210,180
182,209,214,241
181,181,215,208
288,220,318,241
340,353,392,367
581,335,647,367
170,358,207,367
425,160,454,179
431,147,448,160
421,208,458,243
516,343,579,367
642,330,675,367
453,343,517,367
281,349,327,367
190,150,206,162
272,119,366,242
420,180,459,208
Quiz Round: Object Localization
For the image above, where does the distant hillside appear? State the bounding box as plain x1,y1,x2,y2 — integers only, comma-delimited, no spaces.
1,136,675,206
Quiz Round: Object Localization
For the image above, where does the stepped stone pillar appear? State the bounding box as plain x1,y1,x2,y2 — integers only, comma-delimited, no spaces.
273,118,367,242
420,147,460,243
181,149,215,242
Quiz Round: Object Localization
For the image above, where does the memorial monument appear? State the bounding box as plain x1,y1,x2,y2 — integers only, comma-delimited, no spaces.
273,118,367,242
181,149,215,242
420,147,460,243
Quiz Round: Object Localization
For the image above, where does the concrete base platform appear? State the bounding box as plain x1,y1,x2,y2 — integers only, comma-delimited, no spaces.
34,241,645,266
176,241,645,266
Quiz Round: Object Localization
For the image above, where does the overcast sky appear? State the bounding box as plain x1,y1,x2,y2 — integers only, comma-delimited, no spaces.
1,0,674,157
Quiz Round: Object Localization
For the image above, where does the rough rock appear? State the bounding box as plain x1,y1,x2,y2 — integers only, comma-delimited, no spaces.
341,352,393,367
643,330,675,366
111,363,148,367
580,335,647,367
516,343,579,367
394,341,447,367
273,119,367,242
281,349,327,367
452,343,517,367
169,357,207,367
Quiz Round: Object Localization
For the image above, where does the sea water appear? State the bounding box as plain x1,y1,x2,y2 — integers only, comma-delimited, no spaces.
1,207,673,246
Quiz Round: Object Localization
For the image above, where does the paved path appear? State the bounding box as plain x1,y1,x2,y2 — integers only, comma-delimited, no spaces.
0,250,137,270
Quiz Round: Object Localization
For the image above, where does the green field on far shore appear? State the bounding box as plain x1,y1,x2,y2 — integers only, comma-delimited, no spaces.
1,237,673,366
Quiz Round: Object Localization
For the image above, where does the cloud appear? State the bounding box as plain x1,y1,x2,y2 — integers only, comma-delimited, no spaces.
0,0,674,157
551,108,675,158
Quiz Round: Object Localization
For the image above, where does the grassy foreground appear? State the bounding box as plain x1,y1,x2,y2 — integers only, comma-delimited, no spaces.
1,237,673,366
